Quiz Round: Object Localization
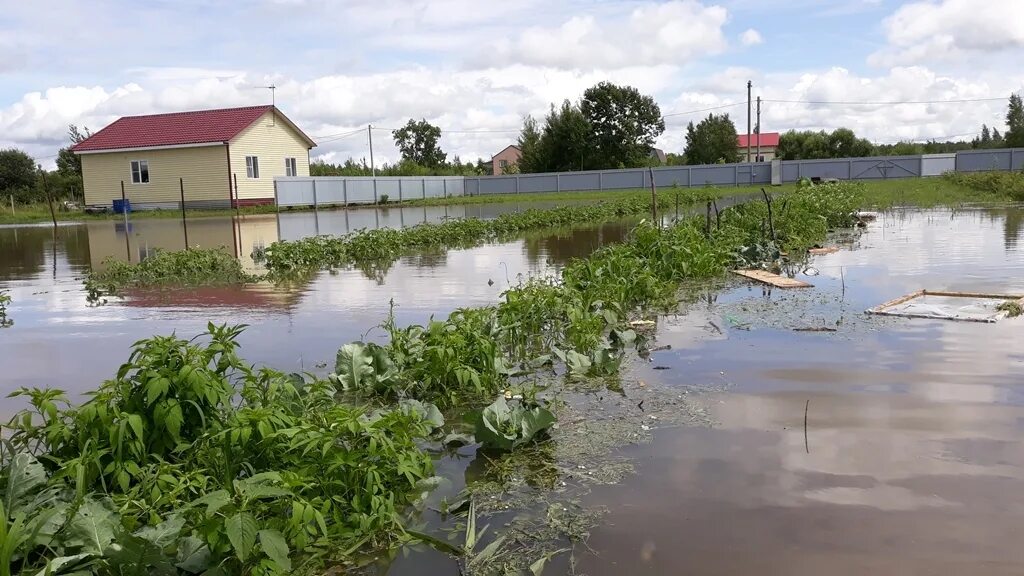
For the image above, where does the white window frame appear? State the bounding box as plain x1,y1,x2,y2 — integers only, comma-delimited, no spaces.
285,157,297,177
245,156,260,179
130,160,150,184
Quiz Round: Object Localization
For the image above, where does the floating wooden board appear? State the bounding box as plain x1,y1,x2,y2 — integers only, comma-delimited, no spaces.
866,289,1024,323
808,246,840,255
732,269,813,288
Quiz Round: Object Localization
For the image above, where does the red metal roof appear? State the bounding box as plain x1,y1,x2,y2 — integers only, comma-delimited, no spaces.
71,105,293,152
737,132,780,148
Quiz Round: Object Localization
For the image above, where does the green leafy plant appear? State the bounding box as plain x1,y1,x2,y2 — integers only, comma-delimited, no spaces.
474,396,556,451
0,290,12,328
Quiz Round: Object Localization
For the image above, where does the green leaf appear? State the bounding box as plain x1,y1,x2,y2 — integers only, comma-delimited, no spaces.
333,343,375,391
191,490,231,517
470,534,507,567
398,399,445,430
147,376,170,405
225,512,258,563
257,529,291,571
4,452,47,511
134,514,185,548
66,498,118,555
406,528,463,556
175,536,211,574
165,400,184,440
475,396,556,451
32,553,94,576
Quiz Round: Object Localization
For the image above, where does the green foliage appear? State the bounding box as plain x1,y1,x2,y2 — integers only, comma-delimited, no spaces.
528,100,593,173
260,195,679,277
1,324,440,575
474,396,556,451
392,119,447,168
943,171,1024,201
0,290,11,328
85,248,258,301
580,82,665,169
997,300,1023,317
776,128,873,160
1006,94,1024,148
684,113,739,165
517,115,544,174
0,149,37,203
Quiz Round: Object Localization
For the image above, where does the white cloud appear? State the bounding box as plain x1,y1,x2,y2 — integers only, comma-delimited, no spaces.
870,0,1024,66
485,1,730,69
739,28,763,46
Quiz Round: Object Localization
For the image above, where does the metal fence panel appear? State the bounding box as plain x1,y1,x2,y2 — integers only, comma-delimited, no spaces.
921,153,956,176
276,149,1024,207
520,175,559,193
652,167,690,187
956,148,1024,172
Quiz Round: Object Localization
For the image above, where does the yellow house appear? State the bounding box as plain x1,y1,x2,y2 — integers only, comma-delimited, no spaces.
72,105,316,209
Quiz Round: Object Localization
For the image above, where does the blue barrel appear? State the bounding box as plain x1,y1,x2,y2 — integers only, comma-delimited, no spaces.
112,199,132,214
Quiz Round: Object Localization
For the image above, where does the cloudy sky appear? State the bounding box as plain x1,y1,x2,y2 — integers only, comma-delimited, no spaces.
1,0,1022,167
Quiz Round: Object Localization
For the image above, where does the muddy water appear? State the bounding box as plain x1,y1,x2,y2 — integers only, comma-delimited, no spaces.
0,202,636,411
3,203,1023,575
577,207,1024,575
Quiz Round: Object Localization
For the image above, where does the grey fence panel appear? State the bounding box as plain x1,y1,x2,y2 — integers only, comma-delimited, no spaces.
921,154,956,176
276,179,315,207
652,167,690,187
478,177,517,195
520,175,559,193
559,172,602,191
315,179,346,205
600,170,646,190
955,148,1024,172
690,165,739,186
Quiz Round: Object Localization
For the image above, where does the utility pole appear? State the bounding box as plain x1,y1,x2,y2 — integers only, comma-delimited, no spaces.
368,124,377,202
746,80,752,163
756,96,762,162
368,124,376,177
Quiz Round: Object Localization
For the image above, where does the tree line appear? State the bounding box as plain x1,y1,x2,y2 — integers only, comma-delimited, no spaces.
3,93,1022,200
314,90,1024,176
0,126,89,205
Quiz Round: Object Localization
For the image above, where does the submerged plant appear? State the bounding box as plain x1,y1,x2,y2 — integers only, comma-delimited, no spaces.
474,395,556,452
84,248,259,302
2,324,440,576
997,300,1023,317
0,290,11,327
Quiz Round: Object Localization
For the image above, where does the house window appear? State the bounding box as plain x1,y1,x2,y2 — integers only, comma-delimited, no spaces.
246,156,260,179
130,160,149,184
285,157,297,177
499,159,509,168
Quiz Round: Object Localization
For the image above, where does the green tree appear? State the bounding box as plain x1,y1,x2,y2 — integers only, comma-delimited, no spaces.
0,148,38,202
1005,94,1024,148
580,82,664,169
683,113,739,165
392,119,446,168
56,124,90,177
516,115,544,173
827,128,873,158
531,100,593,173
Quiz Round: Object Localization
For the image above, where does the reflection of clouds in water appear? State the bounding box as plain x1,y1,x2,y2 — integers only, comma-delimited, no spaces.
704,390,1024,512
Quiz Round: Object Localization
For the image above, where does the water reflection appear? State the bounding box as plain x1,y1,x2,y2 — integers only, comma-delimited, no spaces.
576,207,1024,575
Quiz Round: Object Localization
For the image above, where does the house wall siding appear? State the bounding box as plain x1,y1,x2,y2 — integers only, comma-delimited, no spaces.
81,145,229,207
228,111,311,202
492,147,522,175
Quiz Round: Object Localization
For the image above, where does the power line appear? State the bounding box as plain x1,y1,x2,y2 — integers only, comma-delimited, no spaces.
662,102,744,118
763,96,1009,106
312,127,365,141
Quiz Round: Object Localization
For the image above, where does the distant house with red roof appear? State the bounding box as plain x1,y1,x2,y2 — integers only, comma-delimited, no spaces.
72,105,316,209
737,132,780,162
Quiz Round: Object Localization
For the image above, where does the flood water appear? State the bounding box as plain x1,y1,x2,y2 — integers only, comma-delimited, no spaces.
1,202,1023,574
0,202,637,409
577,206,1024,575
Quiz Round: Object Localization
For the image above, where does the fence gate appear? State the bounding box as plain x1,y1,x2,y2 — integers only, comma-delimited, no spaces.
736,164,754,185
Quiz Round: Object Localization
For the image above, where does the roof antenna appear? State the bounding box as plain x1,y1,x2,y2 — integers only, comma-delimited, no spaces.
259,84,277,126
